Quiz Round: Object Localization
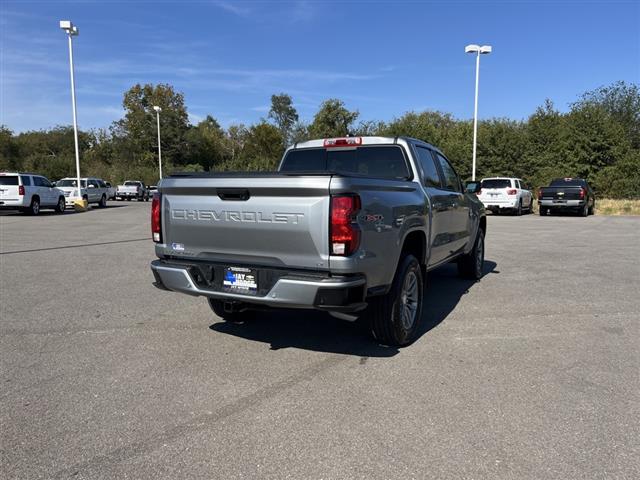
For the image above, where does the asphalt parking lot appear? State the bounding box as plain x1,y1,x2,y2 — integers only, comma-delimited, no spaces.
1,201,638,479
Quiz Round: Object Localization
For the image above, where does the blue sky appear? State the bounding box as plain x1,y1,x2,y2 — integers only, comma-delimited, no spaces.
1,0,639,133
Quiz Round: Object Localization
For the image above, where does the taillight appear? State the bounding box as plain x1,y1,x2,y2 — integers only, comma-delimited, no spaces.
507,189,517,195
330,195,361,256
18,185,25,196
151,193,162,243
579,188,586,199
324,137,362,148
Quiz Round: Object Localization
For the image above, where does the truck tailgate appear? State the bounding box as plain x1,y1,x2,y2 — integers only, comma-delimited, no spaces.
159,175,331,270
540,186,582,200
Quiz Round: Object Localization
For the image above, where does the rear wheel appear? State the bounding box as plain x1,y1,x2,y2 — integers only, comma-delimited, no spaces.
207,298,253,323
589,202,595,215
515,201,522,216
55,196,66,214
98,194,107,208
539,206,547,216
367,254,423,347
580,203,588,217
458,228,485,280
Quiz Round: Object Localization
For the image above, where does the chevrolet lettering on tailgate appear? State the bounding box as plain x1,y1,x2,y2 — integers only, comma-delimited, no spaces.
171,209,305,224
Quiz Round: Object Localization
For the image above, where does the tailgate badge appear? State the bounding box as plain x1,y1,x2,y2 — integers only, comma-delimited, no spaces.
171,243,185,252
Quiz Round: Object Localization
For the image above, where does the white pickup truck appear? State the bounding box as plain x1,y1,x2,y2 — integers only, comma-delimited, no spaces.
116,181,149,201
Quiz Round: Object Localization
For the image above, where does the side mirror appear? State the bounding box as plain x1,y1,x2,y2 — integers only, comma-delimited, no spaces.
465,181,482,194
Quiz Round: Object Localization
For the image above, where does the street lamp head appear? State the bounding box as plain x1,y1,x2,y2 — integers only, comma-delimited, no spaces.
153,106,162,113
465,44,492,54
60,20,79,35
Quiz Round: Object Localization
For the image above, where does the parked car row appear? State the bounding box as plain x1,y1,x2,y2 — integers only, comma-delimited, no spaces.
0,171,152,215
470,176,596,217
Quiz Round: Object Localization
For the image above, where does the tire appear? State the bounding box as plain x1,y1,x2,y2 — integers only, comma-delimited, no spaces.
367,254,424,347
539,206,547,216
207,298,252,323
55,196,66,214
516,201,522,216
589,202,595,215
98,194,107,208
137,194,144,202
28,197,40,216
458,228,485,280
580,203,588,217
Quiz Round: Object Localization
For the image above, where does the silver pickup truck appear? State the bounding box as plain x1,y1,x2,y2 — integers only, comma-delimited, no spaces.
150,136,486,346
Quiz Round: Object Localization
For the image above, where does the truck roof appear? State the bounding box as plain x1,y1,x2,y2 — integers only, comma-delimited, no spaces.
290,136,442,154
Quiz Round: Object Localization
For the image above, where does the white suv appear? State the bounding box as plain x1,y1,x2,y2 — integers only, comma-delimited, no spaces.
478,177,534,215
0,172,67,215
56,177,110,208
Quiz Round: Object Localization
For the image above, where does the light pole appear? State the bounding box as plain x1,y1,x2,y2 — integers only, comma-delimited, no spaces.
465,44,492,181
153,106,163,180
59,20,82,200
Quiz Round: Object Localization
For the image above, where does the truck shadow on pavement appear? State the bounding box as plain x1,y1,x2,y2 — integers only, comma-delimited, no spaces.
210,260,498,357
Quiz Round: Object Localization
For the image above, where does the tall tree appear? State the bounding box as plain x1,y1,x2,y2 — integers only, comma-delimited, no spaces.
185,115,226,171
268,93,298,146
112,83,190,166
573,81,640,148
308,99,359,138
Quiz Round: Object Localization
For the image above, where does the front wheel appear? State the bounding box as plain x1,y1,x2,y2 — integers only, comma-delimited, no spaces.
458,228,485,280
367,254,423,347
539,206,547,216
55,196,66,214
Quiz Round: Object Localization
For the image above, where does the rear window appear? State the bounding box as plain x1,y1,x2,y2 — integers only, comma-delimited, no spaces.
280,146,411,180
481,179,512,189
124,181,140,186
550,178,586,187
0,176,19,186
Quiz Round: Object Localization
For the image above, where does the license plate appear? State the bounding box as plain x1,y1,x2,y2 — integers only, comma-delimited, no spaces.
223,267,258,294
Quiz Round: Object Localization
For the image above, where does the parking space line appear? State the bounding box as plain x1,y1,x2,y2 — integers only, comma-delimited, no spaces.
0,238,150,255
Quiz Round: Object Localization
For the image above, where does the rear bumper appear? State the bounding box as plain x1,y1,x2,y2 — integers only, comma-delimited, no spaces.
116,192,139,197
479,199,518,209
150,259,367,312
0,199,27,209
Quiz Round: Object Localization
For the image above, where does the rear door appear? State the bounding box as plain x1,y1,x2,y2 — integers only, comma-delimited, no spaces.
414,146,451,266
0,174,20,202
161,175,332,270
433,152,470,255
33,176,54,205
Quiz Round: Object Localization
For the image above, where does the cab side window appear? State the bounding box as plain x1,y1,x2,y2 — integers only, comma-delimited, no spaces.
415,146,442,188
434,153,461,192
